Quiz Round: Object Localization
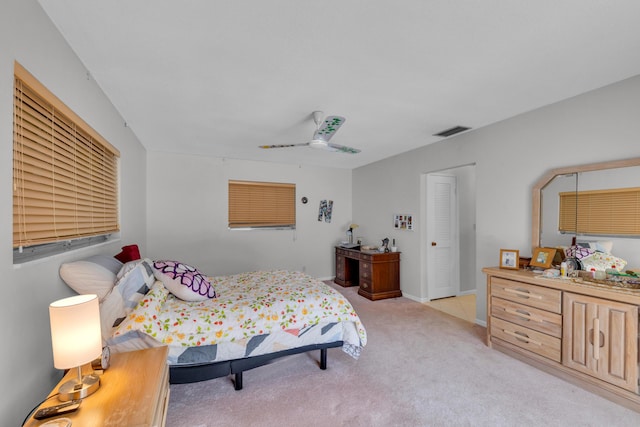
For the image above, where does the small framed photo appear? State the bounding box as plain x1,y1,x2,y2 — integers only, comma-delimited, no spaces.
530,247,556,269
393,214,414,230
499,249,519,270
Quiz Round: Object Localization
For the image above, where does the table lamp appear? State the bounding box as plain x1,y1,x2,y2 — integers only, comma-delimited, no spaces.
49,294,102,401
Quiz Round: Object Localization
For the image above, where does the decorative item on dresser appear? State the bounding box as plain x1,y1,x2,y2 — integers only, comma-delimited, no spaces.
499,249,519,270
335,246,401,300
483,267,640,413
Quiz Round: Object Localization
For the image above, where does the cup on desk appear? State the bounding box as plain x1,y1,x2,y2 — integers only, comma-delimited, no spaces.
390,246,398,252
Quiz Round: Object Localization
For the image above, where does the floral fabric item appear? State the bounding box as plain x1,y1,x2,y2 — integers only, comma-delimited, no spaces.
579,251,627,272
111,270,366,364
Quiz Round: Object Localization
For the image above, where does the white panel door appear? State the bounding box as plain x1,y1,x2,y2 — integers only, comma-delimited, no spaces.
427,174,459,300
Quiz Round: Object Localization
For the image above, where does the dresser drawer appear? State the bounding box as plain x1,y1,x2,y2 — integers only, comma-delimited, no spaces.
491,317,561,362
490,277,561,314
491,297,562,338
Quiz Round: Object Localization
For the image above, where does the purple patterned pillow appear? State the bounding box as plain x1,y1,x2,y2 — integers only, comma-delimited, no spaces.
564,245,595,260
152,260,216,301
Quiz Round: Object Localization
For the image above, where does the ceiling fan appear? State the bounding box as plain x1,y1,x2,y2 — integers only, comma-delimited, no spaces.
260,111,360,154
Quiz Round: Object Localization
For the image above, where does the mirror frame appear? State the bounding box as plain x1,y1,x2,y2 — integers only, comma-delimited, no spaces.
532,157,640,252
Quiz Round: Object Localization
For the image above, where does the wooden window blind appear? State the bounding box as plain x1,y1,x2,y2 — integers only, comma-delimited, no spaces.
228,180,295,229
13,62,120,249
558,187,640,236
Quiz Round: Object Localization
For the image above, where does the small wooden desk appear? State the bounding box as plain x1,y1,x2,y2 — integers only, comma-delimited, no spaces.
335,246,401,300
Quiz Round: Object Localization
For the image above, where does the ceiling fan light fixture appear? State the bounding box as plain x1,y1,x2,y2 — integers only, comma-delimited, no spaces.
308,139,329,149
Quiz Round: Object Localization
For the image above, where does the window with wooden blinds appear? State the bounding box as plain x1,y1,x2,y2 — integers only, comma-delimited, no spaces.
13,62,120,258
228,180,295,229
558,187,640,236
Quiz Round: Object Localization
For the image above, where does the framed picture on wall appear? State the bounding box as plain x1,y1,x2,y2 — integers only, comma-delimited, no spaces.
393,214,413,230
530,247,556,269
499,249,519,270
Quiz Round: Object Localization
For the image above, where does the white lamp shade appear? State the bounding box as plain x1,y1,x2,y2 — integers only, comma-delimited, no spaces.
49,294,102,370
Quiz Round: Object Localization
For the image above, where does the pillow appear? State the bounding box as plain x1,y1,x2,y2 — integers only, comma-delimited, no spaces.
564,245,595,260
579,252,627,272
153,260,216,301
59,255,123,301
114,244,141,263
577,240,614,254
99,258,156,342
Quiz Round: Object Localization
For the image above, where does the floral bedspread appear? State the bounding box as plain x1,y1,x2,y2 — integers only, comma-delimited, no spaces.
110,270,366,365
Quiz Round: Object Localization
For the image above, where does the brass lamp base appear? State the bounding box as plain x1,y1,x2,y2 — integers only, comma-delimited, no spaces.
57,367,100,401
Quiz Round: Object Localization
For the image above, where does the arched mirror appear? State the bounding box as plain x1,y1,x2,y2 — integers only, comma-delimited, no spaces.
532,157,640,265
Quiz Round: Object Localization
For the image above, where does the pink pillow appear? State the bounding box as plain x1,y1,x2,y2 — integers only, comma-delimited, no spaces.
152,260,216,301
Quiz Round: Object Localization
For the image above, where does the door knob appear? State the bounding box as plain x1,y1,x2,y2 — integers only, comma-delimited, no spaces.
431,242,437,246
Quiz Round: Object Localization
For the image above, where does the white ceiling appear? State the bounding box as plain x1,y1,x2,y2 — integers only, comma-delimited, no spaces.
38,1,640,169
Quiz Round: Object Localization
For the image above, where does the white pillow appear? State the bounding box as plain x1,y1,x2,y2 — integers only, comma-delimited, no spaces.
578,240,614,254
59,255,123,301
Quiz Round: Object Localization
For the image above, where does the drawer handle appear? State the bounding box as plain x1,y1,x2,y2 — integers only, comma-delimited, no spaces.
504,287,543,300
589,319,605,360
503,329,542,346
504,307,540,323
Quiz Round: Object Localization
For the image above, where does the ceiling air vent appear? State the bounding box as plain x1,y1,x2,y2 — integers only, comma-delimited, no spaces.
433,126,471,138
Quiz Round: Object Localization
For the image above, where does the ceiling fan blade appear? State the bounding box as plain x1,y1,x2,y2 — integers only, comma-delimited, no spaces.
259,143,310,149
327,142,360,154
313,116,345,142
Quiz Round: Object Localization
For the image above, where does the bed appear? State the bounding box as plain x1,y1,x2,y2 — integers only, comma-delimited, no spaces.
59,256,367,390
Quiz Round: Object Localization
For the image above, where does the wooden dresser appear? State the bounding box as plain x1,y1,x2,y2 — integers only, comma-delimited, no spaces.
484,267,640,412
335,247,401,300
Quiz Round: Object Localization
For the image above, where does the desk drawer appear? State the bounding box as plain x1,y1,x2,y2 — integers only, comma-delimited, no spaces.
359,261,371,281
491,297,562,338
336,248,349,256
491,317,561,362
490,277,561,314
360,253,373,262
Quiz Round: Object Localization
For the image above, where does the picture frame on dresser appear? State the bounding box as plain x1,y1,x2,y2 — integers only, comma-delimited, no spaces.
499,249,519,269
530,247,556,269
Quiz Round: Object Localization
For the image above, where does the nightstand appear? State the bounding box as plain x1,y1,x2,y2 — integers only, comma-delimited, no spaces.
25,346,169,427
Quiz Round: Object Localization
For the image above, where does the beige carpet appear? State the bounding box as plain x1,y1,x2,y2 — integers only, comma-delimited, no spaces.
166,282,640,426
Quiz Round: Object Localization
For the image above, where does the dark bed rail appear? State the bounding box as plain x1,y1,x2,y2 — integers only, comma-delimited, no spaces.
169,341,344,390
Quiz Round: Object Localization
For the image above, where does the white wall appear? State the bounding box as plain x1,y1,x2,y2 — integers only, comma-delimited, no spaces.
146,152,352,279
0,1,148,425
354,74,640,324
